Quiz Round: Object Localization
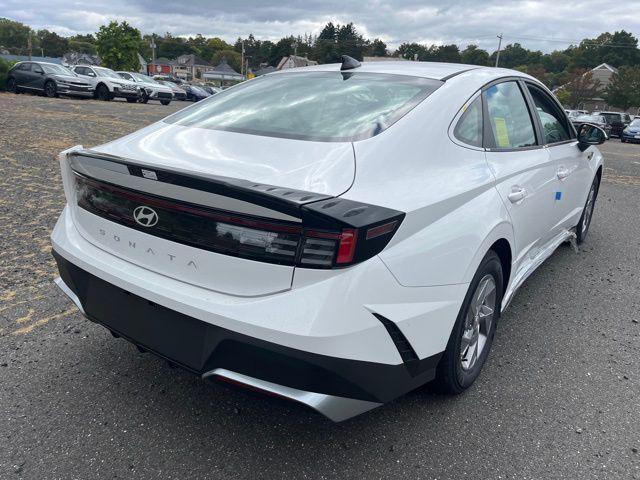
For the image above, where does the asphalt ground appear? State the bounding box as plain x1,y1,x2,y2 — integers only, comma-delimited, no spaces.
0,92,639,479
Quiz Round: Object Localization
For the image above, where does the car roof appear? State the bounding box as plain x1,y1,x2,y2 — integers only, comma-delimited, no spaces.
270,61,531,82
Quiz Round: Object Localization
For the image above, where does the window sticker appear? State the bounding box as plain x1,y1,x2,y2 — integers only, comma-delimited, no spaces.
493,117,510,147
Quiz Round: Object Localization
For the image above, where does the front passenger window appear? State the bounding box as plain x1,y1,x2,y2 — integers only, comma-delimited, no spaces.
484,82,537,149
526,85,571,144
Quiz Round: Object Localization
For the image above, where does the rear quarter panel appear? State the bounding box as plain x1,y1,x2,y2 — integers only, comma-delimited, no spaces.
346,72,514,287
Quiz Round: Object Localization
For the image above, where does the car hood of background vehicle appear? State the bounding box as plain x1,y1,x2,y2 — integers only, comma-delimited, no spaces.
91,121,356,196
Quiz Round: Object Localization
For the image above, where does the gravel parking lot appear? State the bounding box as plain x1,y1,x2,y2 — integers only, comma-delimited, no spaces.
0,92,639,480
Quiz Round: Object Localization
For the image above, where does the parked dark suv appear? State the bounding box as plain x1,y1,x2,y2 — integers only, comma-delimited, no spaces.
6,61,94,98
592,111,631,138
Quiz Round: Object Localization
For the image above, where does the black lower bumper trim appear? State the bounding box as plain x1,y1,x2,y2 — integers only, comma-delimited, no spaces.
53,249,441,403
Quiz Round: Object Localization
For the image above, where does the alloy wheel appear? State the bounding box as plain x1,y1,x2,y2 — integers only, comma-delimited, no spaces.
45,82,57,98
460,275,496,371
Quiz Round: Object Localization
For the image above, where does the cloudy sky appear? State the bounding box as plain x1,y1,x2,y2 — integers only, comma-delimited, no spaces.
2,0,640,52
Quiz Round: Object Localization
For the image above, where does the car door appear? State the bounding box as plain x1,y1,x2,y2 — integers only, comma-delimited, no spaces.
483,79,558,274
30,63,46,90
12,62,31,87
524,82,591,232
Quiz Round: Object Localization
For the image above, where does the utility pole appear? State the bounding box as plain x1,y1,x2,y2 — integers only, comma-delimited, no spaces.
495,33,503,68
292,40,298,57
150,34,157,63
241,40,245,78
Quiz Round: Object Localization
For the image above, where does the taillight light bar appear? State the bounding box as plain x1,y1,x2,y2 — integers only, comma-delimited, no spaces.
73,173,404,270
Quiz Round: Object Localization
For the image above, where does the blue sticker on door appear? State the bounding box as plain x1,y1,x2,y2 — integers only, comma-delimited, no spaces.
555,191,562,201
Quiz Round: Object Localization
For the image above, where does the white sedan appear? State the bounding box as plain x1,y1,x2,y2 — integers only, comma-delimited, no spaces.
116,71,174,105
51,57,605,421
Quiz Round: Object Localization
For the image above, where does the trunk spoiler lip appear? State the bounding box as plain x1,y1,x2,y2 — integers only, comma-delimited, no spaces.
68,148,333,219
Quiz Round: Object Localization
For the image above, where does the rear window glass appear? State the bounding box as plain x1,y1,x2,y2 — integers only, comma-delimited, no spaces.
165,71,442,142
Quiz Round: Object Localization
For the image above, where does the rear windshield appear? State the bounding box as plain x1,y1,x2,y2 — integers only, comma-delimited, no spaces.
165,71,442,142
599,113,621,123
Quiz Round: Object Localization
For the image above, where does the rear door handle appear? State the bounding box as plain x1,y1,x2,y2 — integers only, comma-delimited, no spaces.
507,186,527,203
557,166,570,180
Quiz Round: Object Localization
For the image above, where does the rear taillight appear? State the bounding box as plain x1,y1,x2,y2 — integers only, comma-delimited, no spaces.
74,174,404,269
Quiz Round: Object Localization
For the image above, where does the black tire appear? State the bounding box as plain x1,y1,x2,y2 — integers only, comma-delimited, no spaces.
44,80,58,98
139,93,149,104
160,100,171,106
575,174,600,244
126,97,138,103
621,138,626,143
6,77,18,93
435,250,503,394
95,84,112,101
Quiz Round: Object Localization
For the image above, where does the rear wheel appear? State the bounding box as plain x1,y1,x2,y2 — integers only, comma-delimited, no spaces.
126,97,138,103
160,99,171,106
575,175,599,244
139,93,149,104
7,77,18,93
44,81,58,98
435,250,503,393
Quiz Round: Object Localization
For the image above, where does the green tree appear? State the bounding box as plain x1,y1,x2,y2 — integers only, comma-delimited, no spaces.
432,44,461,63
201,37,233,63
68,40,96,54
397,42,427,61
211,49,242,72
156,33,194,59
603,66,640,110
314,22,338,63
461,45,489,66
96,21,142,70
37,29,69,57
0,18,32,54
367,38,387,57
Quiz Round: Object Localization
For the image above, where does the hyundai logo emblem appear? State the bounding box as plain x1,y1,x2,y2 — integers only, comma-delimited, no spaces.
133,206,159,227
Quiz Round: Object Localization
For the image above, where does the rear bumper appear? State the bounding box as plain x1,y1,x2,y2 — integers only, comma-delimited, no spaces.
53,250,440,420
621,132,640,142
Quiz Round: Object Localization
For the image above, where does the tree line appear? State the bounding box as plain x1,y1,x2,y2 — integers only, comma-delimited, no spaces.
2,16,640,109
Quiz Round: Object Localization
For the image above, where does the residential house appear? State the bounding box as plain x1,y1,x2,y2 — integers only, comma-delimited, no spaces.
147,57,175,76
203,59,243,85
173,54,213,80
276,55,318,70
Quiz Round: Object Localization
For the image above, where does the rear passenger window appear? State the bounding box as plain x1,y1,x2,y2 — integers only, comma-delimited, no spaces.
484,82,536,149
454,96,483,147
526,85,571,143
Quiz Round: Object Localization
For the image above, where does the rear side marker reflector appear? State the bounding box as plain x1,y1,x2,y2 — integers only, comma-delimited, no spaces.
366,221,398,240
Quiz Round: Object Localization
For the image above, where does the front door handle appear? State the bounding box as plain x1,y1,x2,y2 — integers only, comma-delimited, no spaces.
557,166,570,180
507,186,527,203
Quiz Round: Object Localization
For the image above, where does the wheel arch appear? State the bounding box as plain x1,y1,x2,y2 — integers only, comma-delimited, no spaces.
462,221,514,296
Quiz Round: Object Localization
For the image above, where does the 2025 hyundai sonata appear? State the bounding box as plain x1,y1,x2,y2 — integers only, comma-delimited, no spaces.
51,56,606,421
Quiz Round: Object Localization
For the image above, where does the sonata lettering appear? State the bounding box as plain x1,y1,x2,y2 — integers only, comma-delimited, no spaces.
96,227,198,269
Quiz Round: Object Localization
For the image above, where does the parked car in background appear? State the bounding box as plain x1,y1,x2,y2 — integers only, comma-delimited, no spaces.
571,114,611,139
199,85,222,95
565,109,588,119
592,111,631,138
183,84,210,101
52,60,606,421
621,118,640,143
6,61,94,98
73,65,140,101
158,80,187,101
116,72,174,105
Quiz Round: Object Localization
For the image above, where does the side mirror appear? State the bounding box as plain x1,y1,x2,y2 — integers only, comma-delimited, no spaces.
577,123,606,151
